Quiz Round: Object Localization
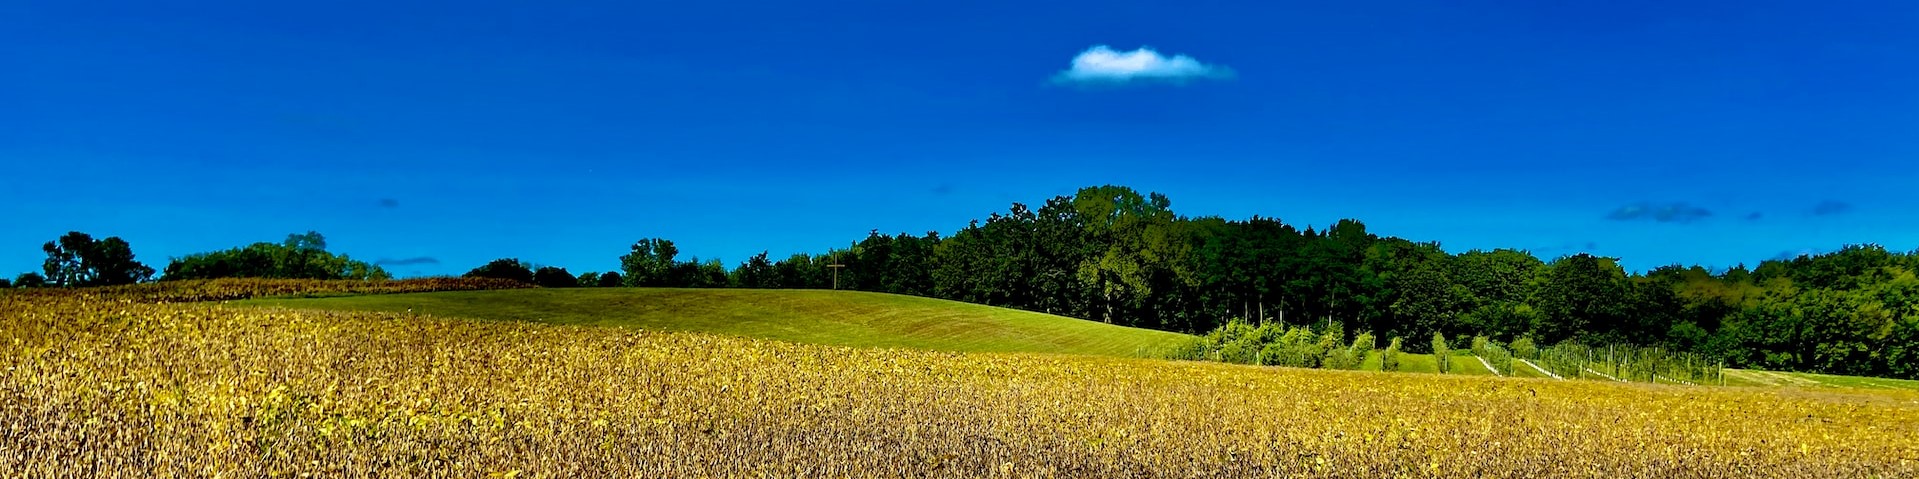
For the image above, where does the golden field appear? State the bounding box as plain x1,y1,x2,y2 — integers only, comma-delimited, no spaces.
3,292,1916,478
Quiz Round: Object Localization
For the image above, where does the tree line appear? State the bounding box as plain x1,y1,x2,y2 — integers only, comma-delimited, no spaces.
12,185,1918,379
543,185,1917,379
7,231,388,289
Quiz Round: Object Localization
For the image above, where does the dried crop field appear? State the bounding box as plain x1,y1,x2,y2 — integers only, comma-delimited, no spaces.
4,292,1916,478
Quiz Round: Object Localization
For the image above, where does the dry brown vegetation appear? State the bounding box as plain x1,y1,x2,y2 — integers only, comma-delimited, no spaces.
3,290,1916,478
4,277,531,303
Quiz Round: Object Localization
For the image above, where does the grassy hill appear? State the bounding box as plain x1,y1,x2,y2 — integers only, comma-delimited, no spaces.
240,287,1919,391
243,288,1193,357
1723,368,1919,390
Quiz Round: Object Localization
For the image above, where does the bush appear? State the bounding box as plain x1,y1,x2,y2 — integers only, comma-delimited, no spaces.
1381,337,1404,372
597,271,624,288
1432,333,1451,374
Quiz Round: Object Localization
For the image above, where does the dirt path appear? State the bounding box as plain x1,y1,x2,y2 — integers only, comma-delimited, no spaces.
1477,355,1502,377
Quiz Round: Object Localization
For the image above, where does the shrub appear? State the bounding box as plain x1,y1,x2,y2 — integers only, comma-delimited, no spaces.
1432,333,1451,374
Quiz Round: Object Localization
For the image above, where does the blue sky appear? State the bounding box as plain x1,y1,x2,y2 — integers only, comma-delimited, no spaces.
4,0,1916,277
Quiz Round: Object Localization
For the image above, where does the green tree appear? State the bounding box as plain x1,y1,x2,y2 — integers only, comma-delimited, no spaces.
13,272,46,288
465,258,534,283
620,238,679,287
576,272,601,287
596,271,624,287
731,251,776,288
1070,185,1191,326
1458,301,1541,341
693,259,729,287
163,232,388,280
1533,254,1629,343
41,231,155,287
1451,249,1544,306
1381,337,1404,371
532,266,577,288
774,253,828,289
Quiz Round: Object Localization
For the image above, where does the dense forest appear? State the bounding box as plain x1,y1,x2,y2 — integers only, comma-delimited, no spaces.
11,185,1917,379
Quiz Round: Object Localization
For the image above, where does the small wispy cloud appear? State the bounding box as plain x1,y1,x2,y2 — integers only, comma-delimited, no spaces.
1811,200,1853,216
375,257,440,266
1050,45,1233,86
1529,241,1600,255
1771,249,1819,261
1605,202,1713,224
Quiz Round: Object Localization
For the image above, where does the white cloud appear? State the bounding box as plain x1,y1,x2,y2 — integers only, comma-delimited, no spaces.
1051,45,1233,85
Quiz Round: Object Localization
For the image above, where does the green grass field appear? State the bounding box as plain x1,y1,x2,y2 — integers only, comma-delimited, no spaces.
1447,352,1496,376
1357,351,1441,374
1721,368,1919,390
1509,358,1553,378
243,288,1194,357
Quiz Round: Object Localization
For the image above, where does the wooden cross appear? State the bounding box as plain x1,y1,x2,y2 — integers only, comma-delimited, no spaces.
827,262,846,290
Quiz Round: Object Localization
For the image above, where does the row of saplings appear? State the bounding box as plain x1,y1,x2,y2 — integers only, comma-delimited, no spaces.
1169,319,1380,369
1168,318,1531,373
1169,319,1723,384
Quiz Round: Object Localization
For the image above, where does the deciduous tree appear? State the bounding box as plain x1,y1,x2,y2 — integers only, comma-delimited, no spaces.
40,231,155,287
